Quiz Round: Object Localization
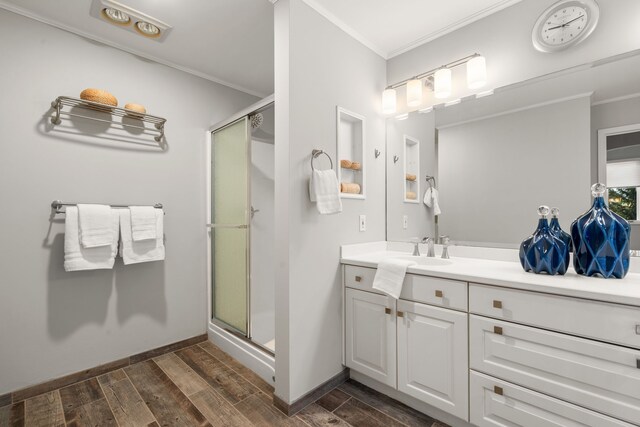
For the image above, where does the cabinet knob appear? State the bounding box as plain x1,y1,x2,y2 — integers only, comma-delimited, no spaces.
494,386,504,396
493,300,503,309
397,311,405,318
494,326,503,335
385,307,392,315
435,290,443,298
355,276,362,282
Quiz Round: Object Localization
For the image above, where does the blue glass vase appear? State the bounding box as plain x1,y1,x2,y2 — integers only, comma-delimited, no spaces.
571,183,630,279
519,206,570,275
549,207,572,252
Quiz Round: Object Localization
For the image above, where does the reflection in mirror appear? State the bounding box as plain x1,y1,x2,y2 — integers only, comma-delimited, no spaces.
386,50,640,250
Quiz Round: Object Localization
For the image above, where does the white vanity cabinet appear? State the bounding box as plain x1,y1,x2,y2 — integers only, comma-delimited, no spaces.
343,265,469,421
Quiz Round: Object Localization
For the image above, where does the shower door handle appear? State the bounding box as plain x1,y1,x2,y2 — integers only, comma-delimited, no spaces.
206,224,248,229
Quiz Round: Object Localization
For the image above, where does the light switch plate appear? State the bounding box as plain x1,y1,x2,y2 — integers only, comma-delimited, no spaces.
403,215,408,229
359,215,366,232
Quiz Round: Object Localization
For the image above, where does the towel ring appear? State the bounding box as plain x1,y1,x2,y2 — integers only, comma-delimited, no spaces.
426,175,436,187
311,149,334,171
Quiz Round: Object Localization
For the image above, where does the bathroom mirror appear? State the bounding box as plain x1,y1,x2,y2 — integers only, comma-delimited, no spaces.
386,49,640,249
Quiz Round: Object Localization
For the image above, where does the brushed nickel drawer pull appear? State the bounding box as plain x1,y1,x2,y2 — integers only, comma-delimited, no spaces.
397,311,404,318
385,308,391,315
355,276,362,282
494,326,503,335
435,290,443,298
494,386,503,396
493,300,503,309
637,359,640,369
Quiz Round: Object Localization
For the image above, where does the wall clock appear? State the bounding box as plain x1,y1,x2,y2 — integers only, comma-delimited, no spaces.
532,0,600,53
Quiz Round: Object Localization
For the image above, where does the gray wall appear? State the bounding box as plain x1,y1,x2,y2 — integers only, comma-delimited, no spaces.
592,97,640,249
274,0,387,402
0,10,257,394
386,113,437,241
438,96,591,246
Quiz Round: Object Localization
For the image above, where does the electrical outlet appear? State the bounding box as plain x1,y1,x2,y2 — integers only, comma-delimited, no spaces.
359,215,366,232
403,215,408,229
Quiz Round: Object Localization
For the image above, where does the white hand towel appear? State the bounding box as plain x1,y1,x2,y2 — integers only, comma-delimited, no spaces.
64,207,119,272
129,206,158,241
423,187,442,216
310,169,342,215
373,258,416,299
77,204,114,248
119,209,165,265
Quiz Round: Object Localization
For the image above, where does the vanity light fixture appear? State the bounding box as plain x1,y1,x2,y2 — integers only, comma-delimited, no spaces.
90,0,172,42
406,79,423,107
382,88,397,114
381,53,487,114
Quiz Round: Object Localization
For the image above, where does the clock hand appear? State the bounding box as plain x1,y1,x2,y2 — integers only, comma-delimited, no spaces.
547,24,565,30
564,14,585,26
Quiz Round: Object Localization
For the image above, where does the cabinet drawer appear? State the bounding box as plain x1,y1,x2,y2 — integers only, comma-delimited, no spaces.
470,315,640,425
344,265,467,311
470,371,635,427
469,283,640,349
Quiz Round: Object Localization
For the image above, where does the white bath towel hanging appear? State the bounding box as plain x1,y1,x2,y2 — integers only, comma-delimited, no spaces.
372,258,416,299
129,206,158,241
309,169,342,215
119,208,165,265
424,187,442,216
64,207,119,272
77,204,114,247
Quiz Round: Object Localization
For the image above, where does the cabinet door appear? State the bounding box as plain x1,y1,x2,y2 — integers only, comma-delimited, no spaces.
397,300,468,421
345,288,396,387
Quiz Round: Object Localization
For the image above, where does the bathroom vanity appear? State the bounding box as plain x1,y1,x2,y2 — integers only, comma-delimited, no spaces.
341,242,640,427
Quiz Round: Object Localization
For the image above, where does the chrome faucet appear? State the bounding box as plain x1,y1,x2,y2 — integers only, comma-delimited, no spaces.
411,237,432,256
424,237,435,257
440,235,451,259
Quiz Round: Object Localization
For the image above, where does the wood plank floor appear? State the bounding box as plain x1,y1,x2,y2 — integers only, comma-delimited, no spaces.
0,342,450,427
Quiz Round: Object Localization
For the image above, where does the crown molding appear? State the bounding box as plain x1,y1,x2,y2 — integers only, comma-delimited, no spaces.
388,0,523,59
0,1,268,98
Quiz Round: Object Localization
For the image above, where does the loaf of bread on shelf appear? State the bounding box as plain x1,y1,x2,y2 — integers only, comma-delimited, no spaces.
406,191,417,200
350,162,362,171
124,103,147,117
406,173,417,181
340,159,353,168
79,88,118,106
341,183,361,194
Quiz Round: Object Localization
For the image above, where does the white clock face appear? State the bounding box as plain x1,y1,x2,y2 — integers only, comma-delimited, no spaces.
541,6,588,46
532,0,600,53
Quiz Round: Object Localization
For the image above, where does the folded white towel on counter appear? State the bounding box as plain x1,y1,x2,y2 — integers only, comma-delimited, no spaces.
119,209,165,265
129,206,158,241
77,204,114,248
64,207,119,272
372,258,416,299
424,187,442,216
309,169,342,214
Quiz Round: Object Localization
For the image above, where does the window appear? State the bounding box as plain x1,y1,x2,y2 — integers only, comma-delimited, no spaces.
608,187,638,221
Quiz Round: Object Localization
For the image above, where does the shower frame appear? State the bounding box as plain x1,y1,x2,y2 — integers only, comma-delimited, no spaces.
206,95,275,357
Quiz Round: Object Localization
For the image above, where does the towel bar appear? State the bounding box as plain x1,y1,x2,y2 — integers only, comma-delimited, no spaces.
51,200,163,214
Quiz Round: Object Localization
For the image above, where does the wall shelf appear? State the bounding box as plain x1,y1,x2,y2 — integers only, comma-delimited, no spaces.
337,106,366,199
50,96,167,142
404,135,420,204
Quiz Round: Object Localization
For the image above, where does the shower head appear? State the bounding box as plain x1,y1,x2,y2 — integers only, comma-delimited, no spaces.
250,113,264,130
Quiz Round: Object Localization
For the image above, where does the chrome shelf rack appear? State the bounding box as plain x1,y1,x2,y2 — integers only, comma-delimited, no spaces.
50,96,167,142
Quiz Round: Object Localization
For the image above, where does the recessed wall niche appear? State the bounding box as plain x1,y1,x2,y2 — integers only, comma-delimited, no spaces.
337,106,366,199
404,135,420,203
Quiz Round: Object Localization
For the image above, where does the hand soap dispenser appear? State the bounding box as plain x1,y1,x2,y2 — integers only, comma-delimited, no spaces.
549,207,572,252
519,205,570,275
570,183,630,278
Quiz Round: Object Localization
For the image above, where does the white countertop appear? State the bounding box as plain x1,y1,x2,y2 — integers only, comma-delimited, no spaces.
340,244,640,307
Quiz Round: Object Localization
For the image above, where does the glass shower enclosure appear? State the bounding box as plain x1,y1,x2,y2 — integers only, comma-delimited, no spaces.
209,102,275,354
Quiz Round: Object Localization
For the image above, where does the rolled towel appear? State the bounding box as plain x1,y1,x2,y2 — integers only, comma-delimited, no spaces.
350,162,362,171
406,191,417,200
77,204,114,248
64,207,119,272
340,159,353,168
129,206,158,241
341,182,361,194
406,174,417,181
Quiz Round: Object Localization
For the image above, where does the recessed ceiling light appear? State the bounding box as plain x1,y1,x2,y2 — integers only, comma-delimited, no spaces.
136,21,161,37
102,7,130,25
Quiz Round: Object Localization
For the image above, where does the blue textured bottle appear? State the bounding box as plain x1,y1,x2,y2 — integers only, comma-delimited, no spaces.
549,207,572,252
571,183,630,279
519,206,570,275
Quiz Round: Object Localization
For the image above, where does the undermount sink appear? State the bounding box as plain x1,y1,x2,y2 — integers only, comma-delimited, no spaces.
392,255,453,266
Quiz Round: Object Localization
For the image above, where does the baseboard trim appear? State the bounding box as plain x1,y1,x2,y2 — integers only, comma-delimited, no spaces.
8,333,207,404
273,368,350,416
